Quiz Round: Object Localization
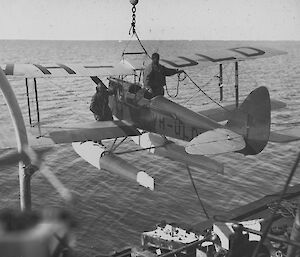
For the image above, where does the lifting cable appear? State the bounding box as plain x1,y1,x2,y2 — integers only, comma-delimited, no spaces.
125,1,150,59
186,165,210,220
121,33,135,59
134,32,151,59
251,152,300,257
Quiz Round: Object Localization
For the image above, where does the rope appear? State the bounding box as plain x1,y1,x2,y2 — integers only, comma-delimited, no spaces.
186,165,210,220
165,72,187,98
166,75,180,98
78,190,140,257
165,83,179,98
251,152,300,257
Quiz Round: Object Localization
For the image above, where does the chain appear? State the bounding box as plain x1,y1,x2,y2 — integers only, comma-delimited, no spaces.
129,6,137,35
126,1,151,58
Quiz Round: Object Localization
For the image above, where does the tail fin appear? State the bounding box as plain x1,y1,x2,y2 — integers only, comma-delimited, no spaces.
225,86,271,155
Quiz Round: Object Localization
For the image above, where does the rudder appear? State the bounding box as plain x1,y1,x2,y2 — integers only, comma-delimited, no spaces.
225,86,271,155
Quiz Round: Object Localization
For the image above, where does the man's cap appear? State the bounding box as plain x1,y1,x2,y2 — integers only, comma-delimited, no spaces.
152,52,160,59
96,84,107,92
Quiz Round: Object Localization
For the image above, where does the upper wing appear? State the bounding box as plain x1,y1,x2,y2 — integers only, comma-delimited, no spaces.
1,60,135,78
160,46,287,68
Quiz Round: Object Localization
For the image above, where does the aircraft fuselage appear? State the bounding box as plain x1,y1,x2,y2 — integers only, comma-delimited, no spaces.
108,78,222,142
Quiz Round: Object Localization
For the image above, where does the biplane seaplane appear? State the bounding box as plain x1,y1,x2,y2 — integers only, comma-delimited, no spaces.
1,46,299,192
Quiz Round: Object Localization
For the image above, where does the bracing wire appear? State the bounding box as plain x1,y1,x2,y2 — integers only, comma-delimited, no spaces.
184,73,217,104
186,165,210,220
114,144,166,155
184,71,231,113
183,63,234,106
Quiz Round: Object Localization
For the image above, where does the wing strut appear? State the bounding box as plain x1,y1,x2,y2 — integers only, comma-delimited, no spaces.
34,78,41,125
235,62,239,108
25,78,32,125
25,78,42,136
219,64,223,101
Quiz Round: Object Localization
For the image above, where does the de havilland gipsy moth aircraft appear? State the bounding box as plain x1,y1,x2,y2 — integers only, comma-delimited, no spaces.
0,0,300,200
0,1,300,257
0,44,299,193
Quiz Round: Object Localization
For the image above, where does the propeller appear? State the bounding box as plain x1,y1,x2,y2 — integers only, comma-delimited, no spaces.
0,147,50,166
0,146,73,203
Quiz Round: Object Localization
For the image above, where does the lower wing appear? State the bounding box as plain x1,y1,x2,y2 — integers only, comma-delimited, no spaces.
0,120,140,149
33,120,140,144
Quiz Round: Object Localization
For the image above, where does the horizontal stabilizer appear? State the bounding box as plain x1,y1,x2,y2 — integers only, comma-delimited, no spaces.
199,98,286,123
185,128,245,155
269,127,300,143
131,133,224,174
33,120,140,144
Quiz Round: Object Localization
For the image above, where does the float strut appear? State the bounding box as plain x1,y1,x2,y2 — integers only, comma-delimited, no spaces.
33,78,42,137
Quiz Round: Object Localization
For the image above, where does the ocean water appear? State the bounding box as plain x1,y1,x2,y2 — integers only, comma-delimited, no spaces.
0,40,299,256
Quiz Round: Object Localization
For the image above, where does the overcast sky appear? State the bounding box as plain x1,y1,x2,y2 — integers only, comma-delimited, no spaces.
0,0,299,40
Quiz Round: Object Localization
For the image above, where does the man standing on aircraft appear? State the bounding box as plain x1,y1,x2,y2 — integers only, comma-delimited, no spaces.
90,82,113,121
143,53,184,98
